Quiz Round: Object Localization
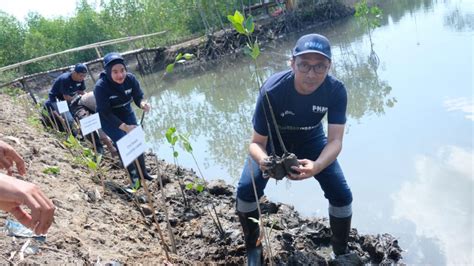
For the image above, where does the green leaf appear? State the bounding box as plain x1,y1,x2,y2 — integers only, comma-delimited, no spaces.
172,136,178,145
87,159,97,170
250,41,260,60
96,154,102,165
175,53,183,61
165,127,176,144
166,63,175,73
183,142,193,153
244,16,254,34
43,166,60,175
185,183,193,190
173,151,179,158
227,15,236,24
233,22,246,35
196,184,204,193
233,10,244,24
183,53,194,60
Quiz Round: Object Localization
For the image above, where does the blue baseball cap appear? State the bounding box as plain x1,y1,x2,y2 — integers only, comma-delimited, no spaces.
292,34,331,60
74,63,88,73
103,52,124,68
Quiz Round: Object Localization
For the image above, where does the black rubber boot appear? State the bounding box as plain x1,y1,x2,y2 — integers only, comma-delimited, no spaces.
237,208,263,266
137,154,156,181
330,214,352,256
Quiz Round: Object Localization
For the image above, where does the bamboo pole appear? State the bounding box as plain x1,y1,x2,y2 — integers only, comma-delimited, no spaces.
0,31,167,73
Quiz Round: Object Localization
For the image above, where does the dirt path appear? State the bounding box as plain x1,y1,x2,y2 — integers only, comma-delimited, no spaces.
0,93,402,264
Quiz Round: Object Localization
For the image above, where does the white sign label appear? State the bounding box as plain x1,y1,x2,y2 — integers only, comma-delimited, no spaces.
116,126,147,167
56,100,69,114
79,113,101,136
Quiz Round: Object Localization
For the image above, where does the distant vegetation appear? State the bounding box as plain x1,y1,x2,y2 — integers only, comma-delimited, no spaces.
0,0,269,74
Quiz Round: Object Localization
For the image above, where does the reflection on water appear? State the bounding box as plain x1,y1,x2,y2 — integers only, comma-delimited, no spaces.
140,40,395,179
443,97,474,121
392,146,473,265
444,6,474,31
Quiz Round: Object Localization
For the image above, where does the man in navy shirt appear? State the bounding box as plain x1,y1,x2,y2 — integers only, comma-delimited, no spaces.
45,63,88,133
236,34,353,263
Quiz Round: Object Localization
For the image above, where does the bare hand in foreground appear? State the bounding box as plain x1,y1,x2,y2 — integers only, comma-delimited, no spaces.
0,140,26,176
0,173,55,235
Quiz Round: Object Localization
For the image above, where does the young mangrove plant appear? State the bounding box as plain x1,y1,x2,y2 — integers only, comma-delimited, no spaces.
165,127,189,208
178,132,225,237
228,10,275,262
355,0,383,69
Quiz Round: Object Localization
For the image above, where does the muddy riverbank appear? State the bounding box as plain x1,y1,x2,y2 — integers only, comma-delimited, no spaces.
0,92,403,264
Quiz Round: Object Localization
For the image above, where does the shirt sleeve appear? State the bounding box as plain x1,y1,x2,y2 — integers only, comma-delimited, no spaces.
252,92,270,136
94,82,123,128
327,82,347,124
130,75,144,107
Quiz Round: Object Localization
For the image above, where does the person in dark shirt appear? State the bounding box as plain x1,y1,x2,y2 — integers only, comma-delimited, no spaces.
44,63,88,134
236,34,354,263
93,52,155,193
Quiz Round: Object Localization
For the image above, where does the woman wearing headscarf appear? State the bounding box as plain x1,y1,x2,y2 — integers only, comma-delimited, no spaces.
94,52,155,192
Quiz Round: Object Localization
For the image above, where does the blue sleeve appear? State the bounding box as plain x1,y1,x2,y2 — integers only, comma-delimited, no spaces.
94,82,123,128
252,92,269,136
130,75,144,107
327,82,347,124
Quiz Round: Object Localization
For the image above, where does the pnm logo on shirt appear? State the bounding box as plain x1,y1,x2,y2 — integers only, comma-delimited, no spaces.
312,105,328,113
125,89,132,95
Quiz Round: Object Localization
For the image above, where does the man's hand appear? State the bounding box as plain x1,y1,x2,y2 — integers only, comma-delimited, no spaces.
0,174,55,235
119,123,137,133
288,159,322,180
140,101,151,113
0,140,26,176
259,155,287,180
259,156,275,172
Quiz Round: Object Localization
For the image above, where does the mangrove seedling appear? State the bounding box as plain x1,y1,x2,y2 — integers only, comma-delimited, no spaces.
43,166,60,175
355,0,383,69
165,127,189,208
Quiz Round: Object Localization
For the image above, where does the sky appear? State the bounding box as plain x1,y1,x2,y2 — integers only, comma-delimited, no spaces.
0,0,80,21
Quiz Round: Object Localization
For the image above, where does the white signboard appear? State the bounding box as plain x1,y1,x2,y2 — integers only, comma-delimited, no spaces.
116,126,147,167
79,113,101,136
56,100,69,114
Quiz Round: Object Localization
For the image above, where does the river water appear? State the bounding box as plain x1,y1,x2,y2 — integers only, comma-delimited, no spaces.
138,0,473,264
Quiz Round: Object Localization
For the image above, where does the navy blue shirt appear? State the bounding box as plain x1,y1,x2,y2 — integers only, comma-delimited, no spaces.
253,70,347,148
48,72,86,102
93,72,144,128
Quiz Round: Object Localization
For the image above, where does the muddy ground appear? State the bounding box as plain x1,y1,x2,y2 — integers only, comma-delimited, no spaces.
0,91,403,265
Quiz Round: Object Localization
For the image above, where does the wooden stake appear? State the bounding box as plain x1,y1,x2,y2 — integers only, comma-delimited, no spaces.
151,153,177,253
90,130,105,194
135,159,171,262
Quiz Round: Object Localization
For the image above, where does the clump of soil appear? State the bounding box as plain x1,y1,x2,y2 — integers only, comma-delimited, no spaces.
0,93,402,264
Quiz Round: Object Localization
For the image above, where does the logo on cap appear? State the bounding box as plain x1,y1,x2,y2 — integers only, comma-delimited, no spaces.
305,41,323,50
